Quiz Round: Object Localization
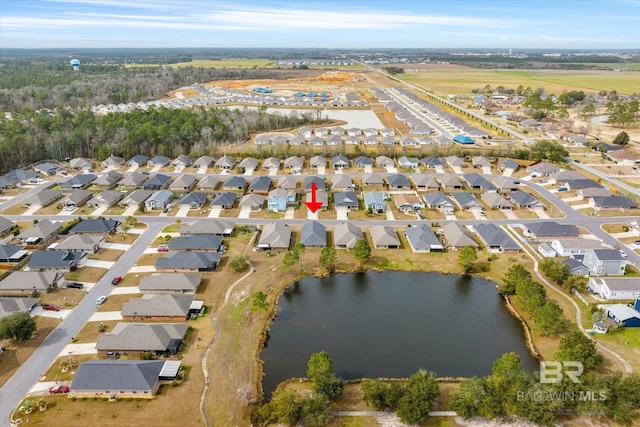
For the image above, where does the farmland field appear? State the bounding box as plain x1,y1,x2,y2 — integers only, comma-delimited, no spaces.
399,67,640,95
126,59,274,68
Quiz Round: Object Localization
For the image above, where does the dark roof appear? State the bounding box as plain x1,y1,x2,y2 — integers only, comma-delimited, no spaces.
221,176,246,189
143,174,171,187
127,154,148,165
421,156,444,167
334,191,359,208
304,176,326,190
404,224,443,252
249,176,272,192
353,156,373,167
155,251,220,270
592,196,637,209
526,222,579,237
386,174,411,188
149,155,170,165
27,251,85,270
69,219,121,234
300,221,327,247
474,224,520,251
178,192,207,206
0,245,26,260
167,235,222,251
71,360,165,392
59,174,96,189
590,249,625,261
211,192,236,207
563,179,602,190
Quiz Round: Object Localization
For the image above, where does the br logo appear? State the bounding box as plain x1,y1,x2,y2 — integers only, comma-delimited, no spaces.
540,361,583,384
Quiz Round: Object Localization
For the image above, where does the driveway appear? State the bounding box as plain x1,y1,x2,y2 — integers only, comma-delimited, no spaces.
197,166,208,174
110,286,140,295
385,166,397,173
284,207,295,219
336,207,349,220
363,166,373,173
129,265,156,273
91,206,109,216
101,243,131,251
32,307,72,319
268,167,279,176
534,208,551,219
385,204,395,220
23,206,40,215
89,311,123,322
317,166,326,175
307,209,319,220
122,206,138,216
482,166,493,175
83,259,114,269
208,206,222,218
243,168,255,176
238,207,252,219
502,169,513,177
503,209,518,220
58,343,97,357
470,209,486,220
176,206,191,217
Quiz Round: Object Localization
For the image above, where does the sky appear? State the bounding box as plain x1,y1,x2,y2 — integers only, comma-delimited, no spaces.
1,0,639,49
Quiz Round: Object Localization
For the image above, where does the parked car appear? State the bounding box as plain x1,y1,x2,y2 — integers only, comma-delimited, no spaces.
633,240,640,246
111,276,122,285
66,282,84,289
479,211,486,217
42,304,61,311
157,244,169,252
96,296,106,305
49,385,69,394
557,187,568,192
106,352,120,359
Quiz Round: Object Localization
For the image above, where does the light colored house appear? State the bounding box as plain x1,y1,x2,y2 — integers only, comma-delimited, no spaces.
145,190,174,211
333,223,363,249
404,224,444,253
442,223,478,249
362,191,386,214
370,226,400,249
267,189,295,212
258,222,291,249
583,249,627,276
138,273,202,294
551,239,603,257
588,278,640,301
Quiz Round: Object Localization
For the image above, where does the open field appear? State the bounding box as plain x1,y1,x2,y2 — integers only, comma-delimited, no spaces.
127,59,274,68
399,67,640,95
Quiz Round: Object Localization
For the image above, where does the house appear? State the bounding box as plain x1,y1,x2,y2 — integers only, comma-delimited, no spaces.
119,189,153,209
404,224,444,253
26,250,86,272
588,278,640,301
462,173,496,192
561,179,602,191
119,172,148,188
0,297,40,320
88,190,124,208
399,136,418,147
171,155,194,168
442,223,478,249
527,162,560,177
309,156,326,169
96,323,188,356
289,135,306,146
590,196,638,211
23,189,63,208
381,136,397,145
370,226,400,249
34,162,66,176
69,158,92,171
262,157,281,171
376,156,395,168
563,258,590,276
386,174,411,190
16,219,61,245
332,155,349,170
445,155,467,169
482,192,513,210
333,223,363,249
397,156,420,169
156,251,221,272
197,176,219,192
300,221,327,247
450,192,482,210
139,273,202,294
0,271,62,296
392,194,424,212
472,156,492,169
508,191,544,209
347,127,361,136
551,239,604,257
210,192,237,209
143,174,172,191
4,169,39,184
437,175,463,191
362,174,384,187
605,300,640,327
332,175,355,191
267,189,296,212
583,249,627,276
125,155,149,168
169,175,197,193
473,223,520,252
60,174,96,190
277,176,297,191
178,192,208,209
70,360,174,398
410,174,439,191
334,192,359,210
214,156,236,170
180,220,235,237
144,190,175,211
238,157,259,171
421,156,444,169
579,187,612,200
94,171,123,188
549,170,585,184
239,194,265,211
53,235,103,253
249,176,272,194
353,156,374,169
148,156,170,168
362,191,386,214
284,156,304,174
607,148,639,165
423,192,454,211
538,243,556,258
304,176,326,191
221,176,247,191
524,222,579,240
61,190,93,209
101,155,125,169
0,245,28,263
498,159,520,172
491,176,519,193
309,136,324,146
305,190,328,210
258,222,291,249
0,216,14,236
453,135,474,145
331,126,346,135
167,235,222,252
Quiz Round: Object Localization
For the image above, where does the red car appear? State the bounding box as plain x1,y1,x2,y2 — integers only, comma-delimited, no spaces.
111,276,122,285
42,304,61,311
49,385,69,394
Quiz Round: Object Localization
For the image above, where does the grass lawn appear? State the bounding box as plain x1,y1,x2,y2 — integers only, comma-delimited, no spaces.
38,287,86,308
96,293,141,312
66,267,106,283
88,248,123,262
601,223,629,234
73,320,119,343
0,317,61,387
105,233,138,244
594,328,640,373
136,253,163,266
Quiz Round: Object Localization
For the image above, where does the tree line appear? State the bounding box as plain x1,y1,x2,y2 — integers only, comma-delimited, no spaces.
0,106,324,175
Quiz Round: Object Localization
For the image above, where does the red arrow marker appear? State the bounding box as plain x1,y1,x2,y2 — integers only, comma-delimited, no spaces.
304,181,323,213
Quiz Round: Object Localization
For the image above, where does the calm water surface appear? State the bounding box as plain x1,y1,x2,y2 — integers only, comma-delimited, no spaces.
261,271,538,398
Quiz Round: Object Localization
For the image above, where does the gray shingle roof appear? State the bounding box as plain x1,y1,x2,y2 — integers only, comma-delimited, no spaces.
258,222,291,249
334,191,359,208
333,222,363,249
473,224,520,251
179,220,235,236
370,226,400,248
221,176,246,189
119,172,148,187
386,174,411,188
167,235,222,251
442,223,478,248
71,360,165,392
450,192,482,209
526,222,579,238
0,297,40,319
138,273,202,293
249,176,272,192
70,219,120,234
27,250,85,270
143,174,172,188
211,192,236,207
178,192,207,207
155,252,220,270
121,294,194,317
60,174,96,189
300,221,326,247
97,323,188,352
404,224,443,252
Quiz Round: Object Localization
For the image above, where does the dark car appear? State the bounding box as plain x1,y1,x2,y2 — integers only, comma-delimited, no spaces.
49,385,69,394
42,304,61,311
66,282,84,289
111,276,122,285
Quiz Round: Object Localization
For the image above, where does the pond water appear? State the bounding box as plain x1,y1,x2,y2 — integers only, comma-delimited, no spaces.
260,270,538,398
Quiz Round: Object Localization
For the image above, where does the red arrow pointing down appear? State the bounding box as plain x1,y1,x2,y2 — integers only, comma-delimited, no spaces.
304,181,323,213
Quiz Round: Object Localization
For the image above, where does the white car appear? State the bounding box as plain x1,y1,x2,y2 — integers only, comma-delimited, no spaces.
96,296,106,305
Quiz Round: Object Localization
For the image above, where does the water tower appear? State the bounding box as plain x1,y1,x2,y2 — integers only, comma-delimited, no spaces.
70,59,80,71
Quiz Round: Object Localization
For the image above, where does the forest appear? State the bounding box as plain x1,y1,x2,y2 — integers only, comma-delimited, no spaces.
0,106,323,174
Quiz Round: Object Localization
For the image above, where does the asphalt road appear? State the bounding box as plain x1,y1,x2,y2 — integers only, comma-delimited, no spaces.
0,221,164,424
